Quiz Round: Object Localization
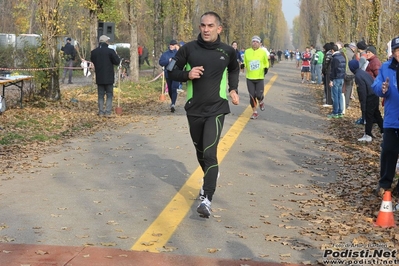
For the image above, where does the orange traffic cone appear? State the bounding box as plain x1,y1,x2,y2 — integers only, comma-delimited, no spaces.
374,191,396,228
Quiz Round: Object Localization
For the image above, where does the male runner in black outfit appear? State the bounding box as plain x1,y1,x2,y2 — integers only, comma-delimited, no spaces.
168,11,239,218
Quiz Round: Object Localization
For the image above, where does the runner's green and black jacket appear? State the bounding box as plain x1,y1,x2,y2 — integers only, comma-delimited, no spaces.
168,34,239,117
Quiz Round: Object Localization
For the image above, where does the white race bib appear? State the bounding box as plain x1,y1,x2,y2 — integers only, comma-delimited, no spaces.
249,60,260,71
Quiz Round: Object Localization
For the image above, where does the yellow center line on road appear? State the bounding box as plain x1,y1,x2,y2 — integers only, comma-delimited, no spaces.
131,73,278,252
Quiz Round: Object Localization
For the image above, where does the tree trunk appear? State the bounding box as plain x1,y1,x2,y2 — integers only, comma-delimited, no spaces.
29,0,37,34
37,0,61,101
89,9,98,84
368,0,381,46
127,1,139,82
153,0,163,75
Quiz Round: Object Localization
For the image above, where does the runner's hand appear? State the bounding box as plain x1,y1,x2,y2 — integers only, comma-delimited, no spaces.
230,90,239,105
188,66,204,79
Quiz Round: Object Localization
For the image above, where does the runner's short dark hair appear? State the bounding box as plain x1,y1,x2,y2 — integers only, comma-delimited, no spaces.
201,11,222,26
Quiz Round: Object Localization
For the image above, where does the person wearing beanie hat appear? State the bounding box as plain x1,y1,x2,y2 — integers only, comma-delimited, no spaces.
356,41,369,70
322,42,334,106
365,45,381,79
90,34,120,117
327,43,346,119
159,38,180,112
356,41,367,51
371,36,399,197
366,45,377,56
61,37,76,84
348,59,383,142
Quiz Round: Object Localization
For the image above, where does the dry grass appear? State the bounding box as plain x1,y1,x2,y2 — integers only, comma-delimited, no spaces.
0,77,165,174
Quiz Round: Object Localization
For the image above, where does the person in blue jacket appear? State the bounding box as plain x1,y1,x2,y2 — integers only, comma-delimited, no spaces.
372,36,399,197
159,40,180,112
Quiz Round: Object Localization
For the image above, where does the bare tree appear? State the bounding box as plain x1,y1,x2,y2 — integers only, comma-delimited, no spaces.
36,0,63,100
153,0,163,74
126,0,139,82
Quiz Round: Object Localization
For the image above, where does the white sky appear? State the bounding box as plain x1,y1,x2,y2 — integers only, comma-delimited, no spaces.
282,0,300,29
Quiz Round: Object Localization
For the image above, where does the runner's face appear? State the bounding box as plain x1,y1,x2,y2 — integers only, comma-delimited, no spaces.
251,40,261,50
393,48,399,62
199,15,222,43
232,42,237,49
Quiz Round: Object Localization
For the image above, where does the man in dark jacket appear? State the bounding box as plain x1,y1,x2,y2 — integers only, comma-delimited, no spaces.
327,44,346,118
90,35,120,116
159,40,180,112
349,59,383,142
322,42,334,106
168,11,239,218
61,37,76,84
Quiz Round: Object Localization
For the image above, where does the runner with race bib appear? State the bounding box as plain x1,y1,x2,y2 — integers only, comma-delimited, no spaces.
244,35,270,119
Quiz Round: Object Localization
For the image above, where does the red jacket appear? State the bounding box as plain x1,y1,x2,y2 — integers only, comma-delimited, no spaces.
365,55,381,79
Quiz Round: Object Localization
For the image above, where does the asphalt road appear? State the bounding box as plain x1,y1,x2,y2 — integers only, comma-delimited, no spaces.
0,59,340,265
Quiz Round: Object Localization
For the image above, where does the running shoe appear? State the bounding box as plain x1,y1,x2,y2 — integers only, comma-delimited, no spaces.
250,112,259,119
358,134,372,142
170,104,175,113
199,186,205,201
259,101,265,111
197,197,211,218
327,113,340,119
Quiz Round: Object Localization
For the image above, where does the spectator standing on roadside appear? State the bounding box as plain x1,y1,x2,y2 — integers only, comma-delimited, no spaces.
168,12,239,218
342,43,356,110
354,40,370,125
90,35,121,117
295,49,301,68
322,42,334,106
142,46,151,66
61,37,76,84
349,59,383,142
138,44,143,67
327,44,346,118
300,47,312,83
313,47,324,85
159,40,180,113
310,45,316,82
244,35,269,119
372,36,399,197
357,41,368,70
365,45,382,79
